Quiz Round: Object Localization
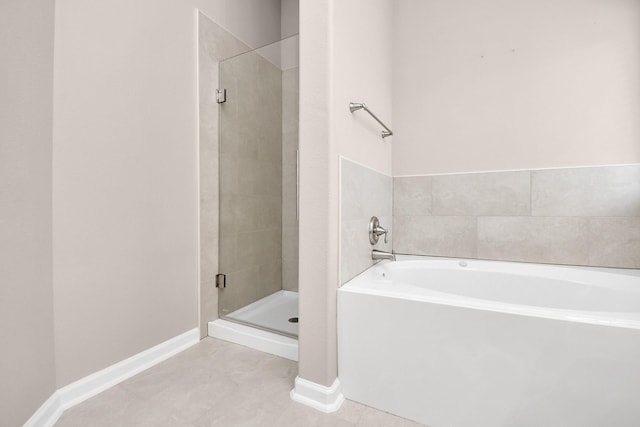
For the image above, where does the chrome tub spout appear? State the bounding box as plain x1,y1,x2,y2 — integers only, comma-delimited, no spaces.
372,249,396,261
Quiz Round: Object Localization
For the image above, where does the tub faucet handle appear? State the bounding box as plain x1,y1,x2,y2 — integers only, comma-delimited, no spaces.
376,225,389,244
369,216,389,245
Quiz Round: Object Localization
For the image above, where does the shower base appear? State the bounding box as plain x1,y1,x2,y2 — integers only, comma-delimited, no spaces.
208,290,299,361
227,290,299,337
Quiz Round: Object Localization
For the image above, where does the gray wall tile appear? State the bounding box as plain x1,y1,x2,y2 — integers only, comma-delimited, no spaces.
198,13,226,334
281,68,298,292
340,159,393,284
393,165,639,268
432,171,531,216
394,216,477,258
341,220,376,284
219,235,237,272
198,12,251,64
218,45,283,313
259,261,284,296
199,14,302,328
200,233,218,285
199,12,268,330
219,265,259,315
282,226,298,292
342,159,393,222
282,67,299,135
532,165,640,217
341,162,365,222
478,217,589,265
589,218,640,268
393,176,432,216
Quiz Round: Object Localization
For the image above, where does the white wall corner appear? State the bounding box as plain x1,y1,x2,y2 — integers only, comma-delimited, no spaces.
290,376,345,413
23,328,199,427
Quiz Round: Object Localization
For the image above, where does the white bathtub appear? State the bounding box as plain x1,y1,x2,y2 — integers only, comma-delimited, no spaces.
338,256,640,427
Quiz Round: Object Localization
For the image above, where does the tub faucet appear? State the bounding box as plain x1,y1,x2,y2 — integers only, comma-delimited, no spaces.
372,249,396,261
369,216,389,244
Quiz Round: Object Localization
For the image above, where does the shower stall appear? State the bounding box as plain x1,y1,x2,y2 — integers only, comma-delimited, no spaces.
215,35,299,340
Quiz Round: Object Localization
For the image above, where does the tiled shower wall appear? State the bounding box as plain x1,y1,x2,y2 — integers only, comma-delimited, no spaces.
341,159,393,284
393,164,640,268
282,67,299,292
218,46,283,315
198,13,254,336
200,12,293,325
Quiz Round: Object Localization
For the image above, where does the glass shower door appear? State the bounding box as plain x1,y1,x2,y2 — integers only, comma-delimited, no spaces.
217,36,299,337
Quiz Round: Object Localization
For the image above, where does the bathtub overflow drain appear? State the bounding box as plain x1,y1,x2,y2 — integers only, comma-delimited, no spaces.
288,317,299,323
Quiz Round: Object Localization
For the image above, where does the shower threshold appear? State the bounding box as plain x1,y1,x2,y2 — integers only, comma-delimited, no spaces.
208,290,299,361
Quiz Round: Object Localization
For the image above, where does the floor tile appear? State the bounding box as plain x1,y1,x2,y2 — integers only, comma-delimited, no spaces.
55,338,424,426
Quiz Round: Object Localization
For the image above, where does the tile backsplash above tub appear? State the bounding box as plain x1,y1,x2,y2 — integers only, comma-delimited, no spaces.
393,164,640,269
341,158,393,284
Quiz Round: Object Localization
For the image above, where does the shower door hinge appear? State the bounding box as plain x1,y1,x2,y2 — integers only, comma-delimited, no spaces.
215,273,226,289
216,88,227,104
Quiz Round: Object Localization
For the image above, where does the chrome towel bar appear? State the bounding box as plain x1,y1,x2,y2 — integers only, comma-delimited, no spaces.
349,102,393,138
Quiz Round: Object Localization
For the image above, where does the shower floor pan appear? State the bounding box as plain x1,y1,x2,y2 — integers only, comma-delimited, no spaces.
208,290,299,361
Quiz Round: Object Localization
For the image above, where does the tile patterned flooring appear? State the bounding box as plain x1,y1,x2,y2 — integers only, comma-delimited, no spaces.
55,338,423,426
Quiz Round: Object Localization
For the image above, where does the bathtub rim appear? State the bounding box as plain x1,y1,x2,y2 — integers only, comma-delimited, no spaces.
341,255,640,330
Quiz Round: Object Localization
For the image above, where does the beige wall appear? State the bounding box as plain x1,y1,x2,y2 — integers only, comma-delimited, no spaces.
299,0,393,387
392,0,640,176
333,1,393,177
299,0,335,387
0,0,56,424
52,0,282,387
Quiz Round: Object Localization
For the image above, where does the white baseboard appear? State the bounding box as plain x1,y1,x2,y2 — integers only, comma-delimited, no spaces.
23,392,63,427
208,319,298,361
23,328,199,427
290,376,345,413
